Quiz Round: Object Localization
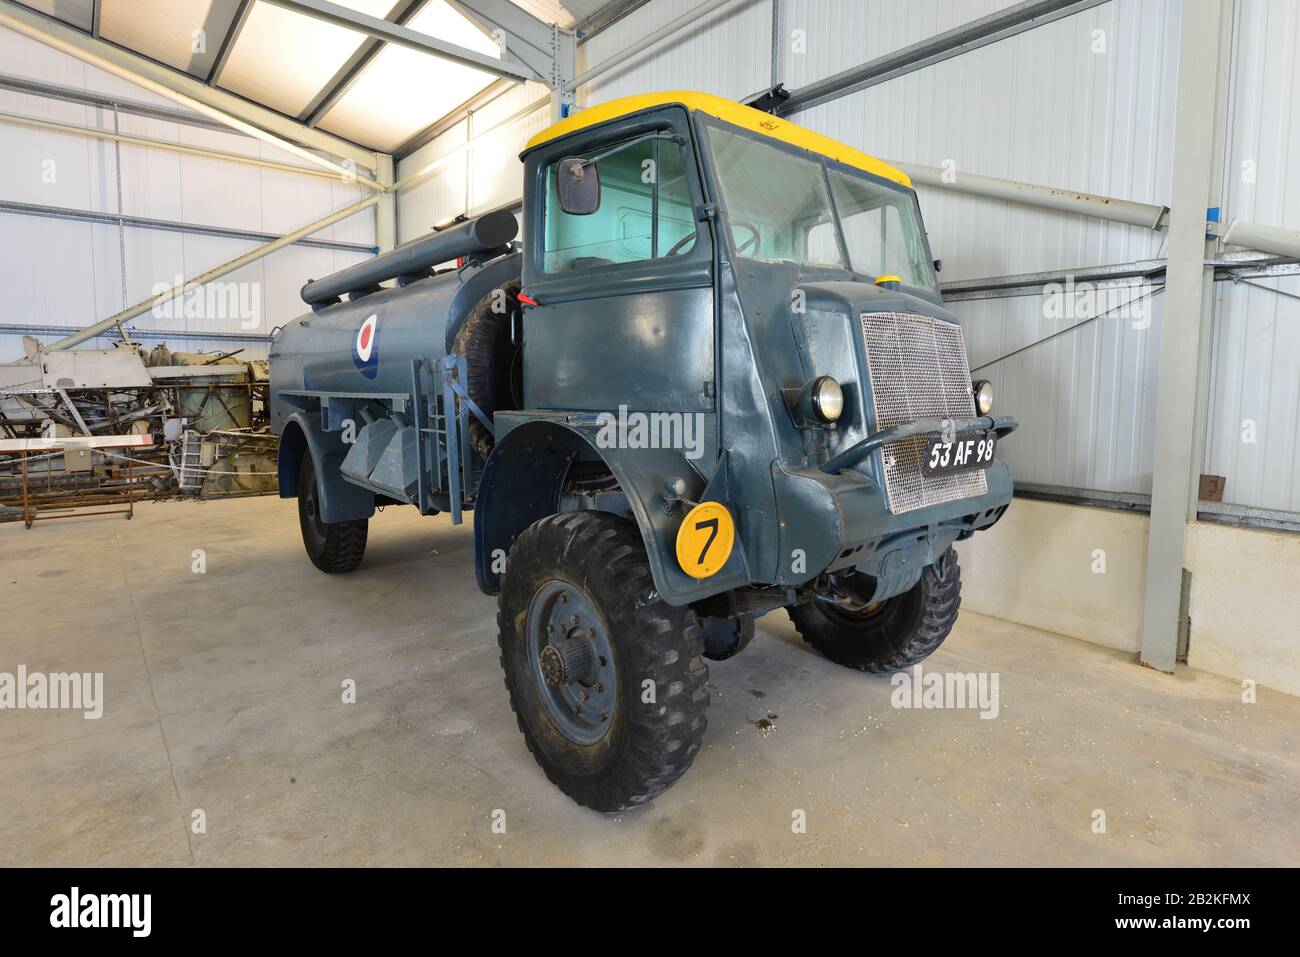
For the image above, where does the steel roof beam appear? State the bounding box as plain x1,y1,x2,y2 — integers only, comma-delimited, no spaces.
0,108,367,181
261,0,531,81
206,0,254,85
299,0,427,127
772,0,1111,116
451,0,569,83
564,0,736,93
573,0,650,38
0,72,232,132
0,0,381,174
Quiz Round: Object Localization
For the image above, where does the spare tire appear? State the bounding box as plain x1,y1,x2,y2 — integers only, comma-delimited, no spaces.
452,278,522,459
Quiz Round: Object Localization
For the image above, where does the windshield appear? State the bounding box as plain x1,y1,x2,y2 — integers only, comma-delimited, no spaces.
704,125,937,290
825,168,937,290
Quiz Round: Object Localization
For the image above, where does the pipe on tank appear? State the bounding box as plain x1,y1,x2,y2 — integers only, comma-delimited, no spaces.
301,209,519,307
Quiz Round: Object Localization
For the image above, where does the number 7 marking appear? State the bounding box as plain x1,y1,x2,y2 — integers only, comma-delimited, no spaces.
695,518,719,565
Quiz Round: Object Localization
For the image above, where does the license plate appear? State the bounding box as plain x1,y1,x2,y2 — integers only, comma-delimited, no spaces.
922,432,996,477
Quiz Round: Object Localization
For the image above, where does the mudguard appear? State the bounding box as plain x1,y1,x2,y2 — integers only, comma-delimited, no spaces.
277,411,376,524
475,416,751,606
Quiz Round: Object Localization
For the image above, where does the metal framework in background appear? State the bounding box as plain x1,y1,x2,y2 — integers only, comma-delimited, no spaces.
769,0,1113,116
1139,0,1232,672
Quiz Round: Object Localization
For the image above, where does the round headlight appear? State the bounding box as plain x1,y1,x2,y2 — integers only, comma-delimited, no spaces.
972,379,993,416
811,376,843,423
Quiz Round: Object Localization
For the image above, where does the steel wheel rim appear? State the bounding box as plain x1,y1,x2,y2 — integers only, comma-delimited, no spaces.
301,477,326,546
525,579,617,745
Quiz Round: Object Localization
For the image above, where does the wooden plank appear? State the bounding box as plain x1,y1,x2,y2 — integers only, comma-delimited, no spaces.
0,434,154,452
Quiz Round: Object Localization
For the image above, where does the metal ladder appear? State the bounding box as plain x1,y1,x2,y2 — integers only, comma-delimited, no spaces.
410,354,493,525
177,430,206,490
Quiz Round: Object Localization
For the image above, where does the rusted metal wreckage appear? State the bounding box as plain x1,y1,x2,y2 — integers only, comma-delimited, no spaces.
0,337,278,525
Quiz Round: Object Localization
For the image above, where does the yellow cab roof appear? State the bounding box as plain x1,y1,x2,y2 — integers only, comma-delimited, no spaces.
523,90,911,189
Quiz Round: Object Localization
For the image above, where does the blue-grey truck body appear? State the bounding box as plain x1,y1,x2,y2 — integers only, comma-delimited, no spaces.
269,91,1017,811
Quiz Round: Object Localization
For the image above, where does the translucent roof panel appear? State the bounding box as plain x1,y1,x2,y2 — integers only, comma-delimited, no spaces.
508,1,577,29
98,0,244,78
15,0,95,31
217,0,396,118
316,0,500,153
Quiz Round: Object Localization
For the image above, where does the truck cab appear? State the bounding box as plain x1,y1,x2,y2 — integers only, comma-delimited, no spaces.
270,91,1016,811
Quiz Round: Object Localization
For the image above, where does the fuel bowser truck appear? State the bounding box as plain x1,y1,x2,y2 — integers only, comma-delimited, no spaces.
270,91,1017,811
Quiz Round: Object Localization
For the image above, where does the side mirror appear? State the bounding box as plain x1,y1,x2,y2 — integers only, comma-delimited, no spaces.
557,156,600,215
933,258,943,273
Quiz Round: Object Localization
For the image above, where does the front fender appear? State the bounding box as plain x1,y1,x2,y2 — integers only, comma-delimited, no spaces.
475,416,750,606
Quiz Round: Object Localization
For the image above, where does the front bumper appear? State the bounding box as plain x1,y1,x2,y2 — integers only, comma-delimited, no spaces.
772,416,1018,599
821,414,1019,474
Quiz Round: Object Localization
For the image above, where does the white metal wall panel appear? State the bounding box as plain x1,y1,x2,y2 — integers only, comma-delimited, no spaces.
792,0,1177,283
468,80,551,215
960,291,1162,493
396,119,469,243
1203,0,1300,512
786,0,1178,494
778,0,1024,90
394,80,549,242
0,26,375,360
576,0,773,105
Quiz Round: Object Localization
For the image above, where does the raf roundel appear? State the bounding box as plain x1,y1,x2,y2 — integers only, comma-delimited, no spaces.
352,313,380,378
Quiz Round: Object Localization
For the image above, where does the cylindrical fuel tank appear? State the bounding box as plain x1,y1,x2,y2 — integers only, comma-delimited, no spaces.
300,209,518,307
269,252,521,412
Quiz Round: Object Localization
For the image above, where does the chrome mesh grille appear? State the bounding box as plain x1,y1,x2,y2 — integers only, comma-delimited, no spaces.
860,311,987,514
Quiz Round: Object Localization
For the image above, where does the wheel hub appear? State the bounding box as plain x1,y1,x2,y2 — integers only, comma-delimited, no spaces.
539,633,597,686
525,580,617,745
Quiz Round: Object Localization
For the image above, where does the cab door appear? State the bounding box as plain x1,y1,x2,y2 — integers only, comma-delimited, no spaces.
520,108,715,418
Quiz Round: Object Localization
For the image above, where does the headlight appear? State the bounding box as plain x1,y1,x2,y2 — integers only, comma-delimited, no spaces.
809,376,843,423
972,379,993,415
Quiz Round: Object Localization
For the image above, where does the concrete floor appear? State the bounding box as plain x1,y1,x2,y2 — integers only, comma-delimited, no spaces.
2,496,1297,867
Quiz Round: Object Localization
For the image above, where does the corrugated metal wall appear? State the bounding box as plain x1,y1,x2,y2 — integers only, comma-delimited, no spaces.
0,27,375,364
783,0,1179,495
577,0,774,102
396,80,552,241
1204,0,1300,512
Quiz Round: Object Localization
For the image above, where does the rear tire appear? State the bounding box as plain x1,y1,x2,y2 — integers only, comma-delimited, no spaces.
297,453,368,574
788,547,961,672
497,511,710,811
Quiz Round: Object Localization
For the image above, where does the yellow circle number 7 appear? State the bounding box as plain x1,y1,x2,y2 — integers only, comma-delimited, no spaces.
675,501,735,579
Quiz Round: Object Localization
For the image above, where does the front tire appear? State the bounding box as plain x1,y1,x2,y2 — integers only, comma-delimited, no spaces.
297,453,368,574
788,547,961,672
497,511,710,811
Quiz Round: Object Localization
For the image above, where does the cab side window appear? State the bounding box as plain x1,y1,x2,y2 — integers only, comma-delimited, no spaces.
543,136,696,273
